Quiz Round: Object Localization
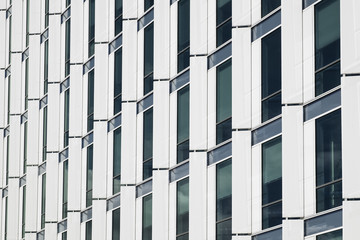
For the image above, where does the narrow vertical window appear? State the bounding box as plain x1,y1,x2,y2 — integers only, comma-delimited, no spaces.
261,0,281,17
176,178,189,240
62,160,68,219
4,197,8,240
177,0,190,73
112,208,120,240
88,0,95,57
8,14,12,64
144,23,154,95
25,59,29,110
113,128,121,194
86,145,93,207
42,106,48,161
216,159,232,240
44,40,49,94
317,229,342,240
64,89,70,147
316,109,342,212
6,136,9,185
22,186,26,238
87,70,94,132
144,0,154,12
261,28,281,122
314,0,340,96
24,122,28,174
142,194,152,240
143,108,153,180
114,49,122,115
177,85,189,163
66,0,71,7
41,173,46,229
65,19,71,77
216,59,232,145
62,232,67,240
26,0,30,47
45,0,49,28
86,221,92,240
216,0,232,47
262,136,282,229
115,0,123,35
7,76,10,124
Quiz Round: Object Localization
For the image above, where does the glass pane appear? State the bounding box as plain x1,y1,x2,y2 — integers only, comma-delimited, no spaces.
304,90,341,122
216,118,232,144
177,140,189,164
41,174,46,229
261,0,281,17
65,20,71,62
115,0,123,18
177,178,189,235
44,41,49,94
262,136,282,205
305,210,342,236
316,109,342,186
315,62,340,96
144,23,154,77
24,122,27,173
22,186,26,238
216,159,232,221
216,0,231,25
178,48,190,73
216,19,232,47
144,73,154,95
316,181,342,213
261,28,281,99
144,0,154,11
89,0,95,40
112,208,120,240
63,160,68,219
216,59,232,123
317,229,342,240
262,201,282,229
115,16,123,35
176,233,189,240
43,107,48,161
315,0,340,70
86,190,93,207
62,232,67,240
113,128,121,194
262,92,281,122
89,40,95,57
170,162,189,183
64,90,70,147
207,142,232,166
86,145,93,207
216,219,232,240
143,159,153,180
113,175,121,194
143,108,153,162
178,0,190,52
88,70,94,132
114,49,122,97
114,95,122,114
177,85,190,143
86,221,92,240
142,194,152,240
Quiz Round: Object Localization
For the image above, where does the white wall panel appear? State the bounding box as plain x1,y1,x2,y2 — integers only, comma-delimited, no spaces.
9,116,20,176
10,53,22,114
251,145,262,233
282,219,303,240
28,0,41,34
7,179,19,240
11,0,22,51
28,35,41,99
94,44,109,120
120,186,136,240
49,0,61,14
232,236,251,240
152,170,169,240
136,112,143,183
70,0,84,63
47,84,60,151
67,212,81,240
95,0,109,43
0,12,6,68
207,165,216,240
44,223,57,240
344,201,360,239
25,167,38,231
69,65,83,137
251,40,261,127
93,121,108,198
303,7,315,103
45,153,59,221
251,0,261,24
190,0,208,55
304,121,316,217
123,0,138,19
169,93,177,167
168,183,176,240
207,0,216,53
233,0,251,26
92,200,107,239
68,138,82,210
169,4,177,77
48,15,61,83
207,68,216,149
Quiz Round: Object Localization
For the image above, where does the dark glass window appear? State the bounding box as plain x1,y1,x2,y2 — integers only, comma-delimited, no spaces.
315,0,340,96
216,159,232,240
43,106,48,162
25,59,29,110
316,109,342,212
216,0,232,47
261,0,281,17
66,0,71,7
144,0,154,12
115,0,123,35
86,221,92,240
86,145,93,207
44,40,49,94
45,0,49,28
26,0,30,47
24,122,28,174
22,186,26,238
176,178,189,240
64,89,70,147
112,208,120,240
143,108,153,180
317,229,342,240
144,23,154,95
261,28,281,122
142,194,152,240
65,20,71,77
216,59,232,144
62,232,67,240
114,49,122,114
177,85,189,163
62,160,68,219
89,0,95,57
113,128,121,194
177,0,190,73
262,136,282,229
87,70,94,132
41,173,46,229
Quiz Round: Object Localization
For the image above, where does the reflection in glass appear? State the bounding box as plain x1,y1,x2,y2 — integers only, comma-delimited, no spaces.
261,0,281,17
177,86,190,163
142,194,152,240
62,160,68,219
112,208,120,240
114,49,122,114
144,23,154,95
144,0,154,11
216,0,232,47
177,178,189,239
86,221,92,240
143,108,153,180
88,70,94,132
86,145,93,207
315,62,340,96
317,229,342,240
115,0,123,35
113,128,121,194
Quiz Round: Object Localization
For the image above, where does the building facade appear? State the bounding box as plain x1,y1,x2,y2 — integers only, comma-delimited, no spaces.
0,0,359,239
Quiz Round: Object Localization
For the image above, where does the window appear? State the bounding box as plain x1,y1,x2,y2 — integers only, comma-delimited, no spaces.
261,28,281,122
65,19,71,77
26,0,30,46
62,232,67,240
314,0,340,96
41,173,46,229
177,0,190,73
216,159,232,240
115,0,123,35
4,197,8,240
43,106,48,161
216,0,232,47
24,122,28,174
113,128,121,194
25,59,29,110
112,208,120,240
66,0,71,7
261,0,281,17
144,23,154,95
45,0,49,28
8,13,12,64
7,76,10,124
143,108,153,180
86,221,92,240
142,194,152,240
176,178,189,240
144,0,154,12
317,229,342,240
114,49,122,114
64,89,70,147
316,109,342,213
22,186,26,238
6,136,9,185
177,85,189,163
86,145,93,207
88,0,95,57
44,40,49,94
216,59,232,145
87,70,94,132
62,160,68,219
262,136,282,229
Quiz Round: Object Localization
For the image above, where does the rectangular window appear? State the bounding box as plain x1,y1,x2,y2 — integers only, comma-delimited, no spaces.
314,0,340,96
144,0,154,12
25,59,29,110
66,0,71,7
7,76,10,125
26,0,30,47
143,108,153,180
115,0,123,35
114,49,122,115
62,232,67,240
8,15,12,64
4,197,8,240
216,159,232,240
24,122,28,174
43,106,48,162
261,0,281,17
45,0,49,28
176,178,189,240
65,19,71,77
41,173,46,229
216,59,232,145
87,70,94,132
62,160,68,219
262,136,282,229
144,23,154,95
216,0,232,47
261,28,281,122
142,194,152,240
6,136,9,185
64,89,70,147
317,229,342,240
112,208,120,240
177,0,190,73
44,40,49,94
316,109,342,213
86,145,93,207
22,186,26,238
88,0,95,57
177,85,189,163
113,128,121,194
86,221,92,240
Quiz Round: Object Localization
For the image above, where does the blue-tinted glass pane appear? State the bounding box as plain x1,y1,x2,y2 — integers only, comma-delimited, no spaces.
177,140,189,164
86,221,92,240
143,159,153,180
144,23,154,77
144,73,153,95
88,71,94,132
143,108,153,162
142,195,152,240
261,0,281,17
216,19,232,47
114,95,122,114
315,0,340,70
316,181,342,213
315,62,340,96
216,118,232,144
86,145,93,207
262,202,282,229
177,178,189,235
317,229,342,240
316,110,342,186
305,210,342,236
217,0,231,25
89,0,95,39
115,17,122,35
112,208,120,240
115,0,123,18
216,159,232,221
144,0,154,11
177,86,190,143
216,219,232,240
177,234,189,240
216,59,232,123
262,93,281,122
178,48,190,73
178,0,190,52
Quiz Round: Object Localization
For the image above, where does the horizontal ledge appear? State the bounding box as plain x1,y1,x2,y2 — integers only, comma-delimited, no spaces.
70,63,83,65
189,149,207,152
122,100,136,103
153,168,169,171
45,221,58,224
29,33,41,35
344,198,360,201
281,103,303,106
48,12,61,15
232,25,252,28
28,98,40,101
9,113,22,116
48,81,60,84
282,217,303,220
342,73,360,77
232,233,252,236
93,198,107,200
123,18,137,21
95,41,109,44
11,51,22,54
232,128,251,131
67,210,81,213
190,54,207,57
154,78,169,82
69,136,82,138
27,164,39,167
120,184,136,186
25,231,38,234
94,119,108,122
46,151,59,154
8,176,20,179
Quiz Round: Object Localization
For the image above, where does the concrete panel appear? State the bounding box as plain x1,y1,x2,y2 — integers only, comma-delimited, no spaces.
207,0,216,53
251,40,261,127
281,0,303,104
303,7,315,103
9,115,21,176
70,0,84,63
67,212,81,240
45,153,59,221
28,35,41,99
7,179,20,240
123,0,138,19
232,28,252,129
189,56,208,150
10,53,22,114
190,0,207,55
135,197,142,240
68,138,82,210
69,65,83,137
92,200,107,239
233,0,251,26
11,0,22,51
120,186,136,240
282,219,304,240
93,121,108,198
207,67,216,149
47,83,60,151
95,0,109,43
251,145,262,232
94,43,109,120
343,200,360,239
0,131,3,186
152,170,169,240
48,15,61,83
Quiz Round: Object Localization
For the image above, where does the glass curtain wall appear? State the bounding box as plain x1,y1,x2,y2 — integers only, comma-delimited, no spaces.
216,0,232,47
